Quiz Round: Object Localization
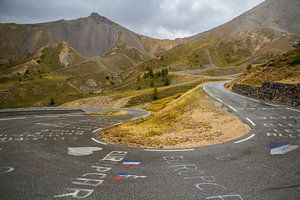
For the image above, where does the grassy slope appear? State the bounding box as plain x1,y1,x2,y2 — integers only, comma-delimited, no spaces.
227,48,300,88
199,66,246,76
0,74,94,108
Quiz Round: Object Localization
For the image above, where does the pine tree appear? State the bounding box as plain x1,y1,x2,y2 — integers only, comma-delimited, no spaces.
157,71,161,78
150,80,154,87
153,87,158,100
50,97,55,106
143,72,148,79
149,68,154,79
164,77,170,86
161,68,165,77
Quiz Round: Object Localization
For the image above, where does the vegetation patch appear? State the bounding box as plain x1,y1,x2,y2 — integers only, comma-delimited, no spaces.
289,54,300,66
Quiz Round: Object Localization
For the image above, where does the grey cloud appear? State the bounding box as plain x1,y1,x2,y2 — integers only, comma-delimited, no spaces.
0,0,264,39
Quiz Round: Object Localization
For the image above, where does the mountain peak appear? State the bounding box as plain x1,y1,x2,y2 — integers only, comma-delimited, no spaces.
88,12,114,25
89,12,100,18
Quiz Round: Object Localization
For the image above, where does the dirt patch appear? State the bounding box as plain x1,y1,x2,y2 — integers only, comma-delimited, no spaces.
62,95,129,108
87,110,127,116
100,84,250,148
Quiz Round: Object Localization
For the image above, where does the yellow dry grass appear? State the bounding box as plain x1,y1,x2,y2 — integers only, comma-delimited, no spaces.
88,110,127,116
100,83,250,148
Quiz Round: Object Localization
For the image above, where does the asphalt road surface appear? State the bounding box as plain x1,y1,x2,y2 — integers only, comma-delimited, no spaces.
0,82,299,200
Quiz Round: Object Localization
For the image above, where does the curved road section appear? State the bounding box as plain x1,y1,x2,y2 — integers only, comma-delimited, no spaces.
0,82,299,200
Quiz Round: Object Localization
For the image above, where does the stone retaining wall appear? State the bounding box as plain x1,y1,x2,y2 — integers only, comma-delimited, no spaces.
232,82,300,107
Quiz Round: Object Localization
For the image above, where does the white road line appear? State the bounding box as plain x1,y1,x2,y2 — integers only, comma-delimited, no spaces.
35,115,60,118
286,108,300,113
210,94,216,99
258,117,267,120
92,127,103,133
264,103,279,108
35,123,61,127
246,117,256,126
65,114,85,117
0,117,26,121
234,134,256,144
114,122,123,126
144,148,194,152
91,137,107,145
216,98,223,103
229,106,238,112
250,98,260,103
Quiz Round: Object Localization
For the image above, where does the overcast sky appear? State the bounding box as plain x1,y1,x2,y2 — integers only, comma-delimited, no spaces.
0,0,264,39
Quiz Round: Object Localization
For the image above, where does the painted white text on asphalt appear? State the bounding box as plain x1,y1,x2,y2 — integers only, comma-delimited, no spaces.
163,156,243,200
54,151,127,199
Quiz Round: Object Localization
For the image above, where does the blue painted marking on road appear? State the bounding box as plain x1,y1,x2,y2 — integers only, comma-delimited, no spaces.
117,172,127,176
268,141,288,149
268,141,298,155
123,159,141,162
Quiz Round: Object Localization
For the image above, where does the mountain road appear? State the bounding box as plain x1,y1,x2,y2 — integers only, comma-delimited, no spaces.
0,82,299,200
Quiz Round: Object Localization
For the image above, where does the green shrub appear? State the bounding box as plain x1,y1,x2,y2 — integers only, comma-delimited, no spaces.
150,80,154,87
289,54,300,65
50,97,55,106
164,77,170,86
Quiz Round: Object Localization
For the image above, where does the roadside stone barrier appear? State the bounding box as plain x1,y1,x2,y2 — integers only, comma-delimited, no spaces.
232,82,300,107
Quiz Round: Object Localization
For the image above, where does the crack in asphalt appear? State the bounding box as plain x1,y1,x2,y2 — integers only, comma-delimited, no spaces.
264,183,300,191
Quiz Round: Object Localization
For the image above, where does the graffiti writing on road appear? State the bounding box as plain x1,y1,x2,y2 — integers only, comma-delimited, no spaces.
121,159,142,168
114,172,146,181
54,151,127,199
163,156,243,200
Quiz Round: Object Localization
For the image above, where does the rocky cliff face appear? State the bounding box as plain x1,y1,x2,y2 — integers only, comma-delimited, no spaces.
232,82,300,107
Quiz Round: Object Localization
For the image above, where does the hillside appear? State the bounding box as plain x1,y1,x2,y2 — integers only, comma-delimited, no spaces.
0,41,147,108
0,12,178,62
227,47,300,88
121,0,300,77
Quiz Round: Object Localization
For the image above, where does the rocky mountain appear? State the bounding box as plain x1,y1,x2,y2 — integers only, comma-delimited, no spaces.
0,12,178,62
0,40,151,108
133,0,300,73
1,0,299,108
196,0,300,36
195,0,300,65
